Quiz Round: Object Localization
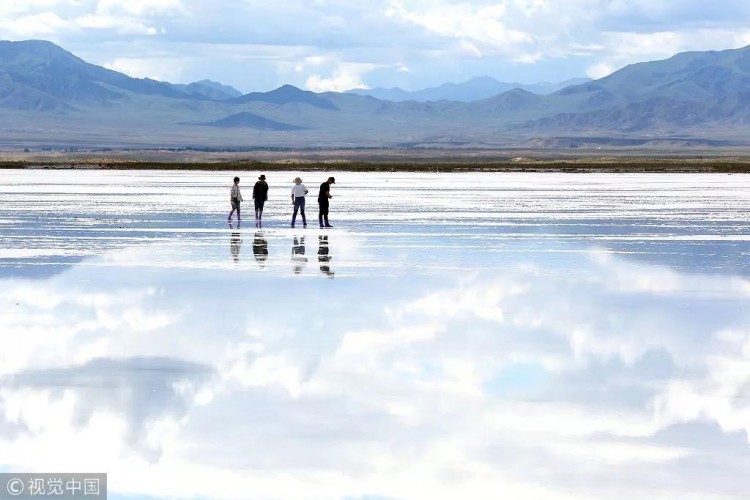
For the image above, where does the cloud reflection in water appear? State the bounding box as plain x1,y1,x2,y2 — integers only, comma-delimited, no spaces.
1,171,749,499
0,242,748,499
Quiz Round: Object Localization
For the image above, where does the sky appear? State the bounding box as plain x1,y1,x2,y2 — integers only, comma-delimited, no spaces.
2,1,750,96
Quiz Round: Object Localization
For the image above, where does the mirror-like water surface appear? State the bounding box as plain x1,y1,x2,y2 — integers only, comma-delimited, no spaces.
1,170,749,500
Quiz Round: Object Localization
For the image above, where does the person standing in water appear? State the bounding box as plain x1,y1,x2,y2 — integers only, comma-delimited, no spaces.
291,177,308,228
253,174,269,224
318,176,335,228
228,176,243,222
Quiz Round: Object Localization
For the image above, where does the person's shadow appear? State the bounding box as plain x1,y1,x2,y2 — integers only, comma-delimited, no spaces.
318,234,334,277
253,231,268,269
292,236,308,274
230,224,242,263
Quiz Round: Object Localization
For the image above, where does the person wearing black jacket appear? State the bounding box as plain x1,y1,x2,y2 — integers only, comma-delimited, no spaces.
318,234,334,277
253,174,268,221
318,176,335,228
252,174,269,223
252,231,268,268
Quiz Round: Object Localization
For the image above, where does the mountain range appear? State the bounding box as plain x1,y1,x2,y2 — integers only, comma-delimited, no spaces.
348,76,591,102
1,39,749,150
171,80,243,100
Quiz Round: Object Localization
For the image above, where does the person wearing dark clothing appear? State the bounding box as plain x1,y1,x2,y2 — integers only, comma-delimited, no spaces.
252,174,269,223
253,231,268,268
318,234,334,277
318,176,335,228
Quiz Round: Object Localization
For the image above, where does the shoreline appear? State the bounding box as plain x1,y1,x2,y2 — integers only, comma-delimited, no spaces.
3,149,750,173
2,159,750,173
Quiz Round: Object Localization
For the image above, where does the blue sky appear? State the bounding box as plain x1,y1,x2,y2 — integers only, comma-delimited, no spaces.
2,1,750,93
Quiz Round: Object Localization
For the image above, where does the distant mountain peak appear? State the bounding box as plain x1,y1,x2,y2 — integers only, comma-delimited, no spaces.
6,39,63,50
557,43,750,104
196,111,302,130
231,84,338,110
195,79,223,85
0,39,190,107
0,39,79,62
503,87,536,96
350,76,591,102
270,84,315,97
466,75,500,84
171,79,242,100
270,84,307,94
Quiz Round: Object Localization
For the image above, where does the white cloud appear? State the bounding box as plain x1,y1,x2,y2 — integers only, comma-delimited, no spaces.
103,57,186,81
94,0,185,17
74,0,185,35
380,0,750,81
337,324,443,357
305,63,375,92
512,52,543,64
388,282,518,323
0,0,78,17
75,13,158,35
581,27,750,80
1,11,74,37
385,0,534,58
2,0,750,90
587,61,614,79
0,0,186,43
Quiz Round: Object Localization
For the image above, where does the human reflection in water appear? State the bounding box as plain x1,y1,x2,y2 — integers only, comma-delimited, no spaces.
318,234,334,277
291,236,307,275
229,224,242,263
252,231,268,269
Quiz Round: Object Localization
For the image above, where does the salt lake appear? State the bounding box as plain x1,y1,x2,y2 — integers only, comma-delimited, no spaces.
1,170,749,499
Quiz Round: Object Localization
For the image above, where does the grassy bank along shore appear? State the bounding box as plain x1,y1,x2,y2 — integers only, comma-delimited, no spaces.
2,158,750,173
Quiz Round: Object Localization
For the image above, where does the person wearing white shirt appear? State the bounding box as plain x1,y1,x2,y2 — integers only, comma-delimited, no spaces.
290,177,308,228
228,176,243,222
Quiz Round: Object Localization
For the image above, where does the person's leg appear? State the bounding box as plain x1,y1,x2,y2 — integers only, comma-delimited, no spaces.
322,201,331,227
300,197,307,226
318,202,324,227
228,201,236,221
236,201,241,221
292,198,299,227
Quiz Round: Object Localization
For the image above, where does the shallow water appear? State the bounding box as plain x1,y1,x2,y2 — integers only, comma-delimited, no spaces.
1,170,749,499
